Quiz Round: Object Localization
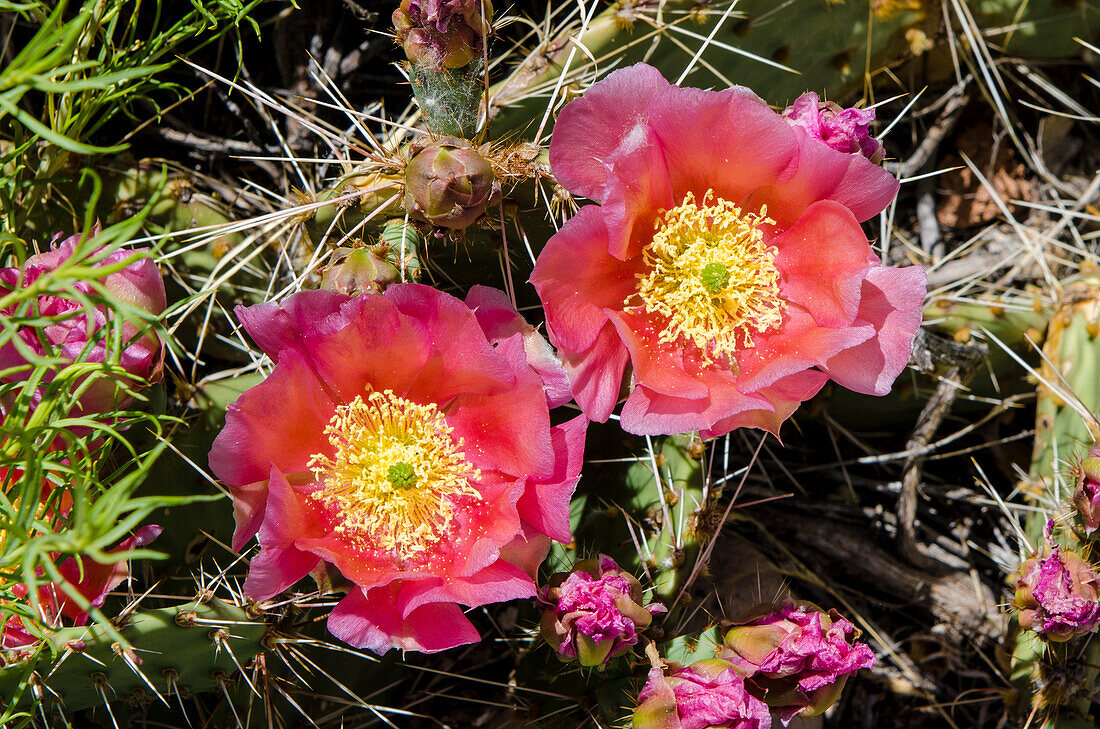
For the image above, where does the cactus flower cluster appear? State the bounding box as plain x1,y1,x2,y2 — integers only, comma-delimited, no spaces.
539,555,665,667
634,659,772,729
1015,542,1100,642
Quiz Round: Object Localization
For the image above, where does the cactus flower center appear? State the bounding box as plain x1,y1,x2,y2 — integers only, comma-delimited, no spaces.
307,389,480,557
630,190,785,365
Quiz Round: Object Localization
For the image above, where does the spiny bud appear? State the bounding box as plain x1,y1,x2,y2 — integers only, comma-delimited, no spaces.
404,137,498,229
719,601,875,724
393,0,492,71
782,92,885,164
538,555,665,668
320,247,401,296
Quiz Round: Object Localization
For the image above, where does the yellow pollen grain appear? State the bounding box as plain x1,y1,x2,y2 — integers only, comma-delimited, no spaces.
630,190,786,365
307,389,480,558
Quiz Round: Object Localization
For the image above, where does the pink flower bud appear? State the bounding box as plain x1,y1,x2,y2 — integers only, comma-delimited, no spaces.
1073,446,1100,537
720,602,875,724
633,659,772,729
1014,544,1100,642
404,137,498,229
393,0,492,70
0,234,167,415
320,248,401,296
782,92,885,163
539,555,665,667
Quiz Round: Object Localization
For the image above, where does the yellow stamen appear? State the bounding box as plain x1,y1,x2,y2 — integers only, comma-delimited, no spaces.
629,190,785,365
307,389,480,557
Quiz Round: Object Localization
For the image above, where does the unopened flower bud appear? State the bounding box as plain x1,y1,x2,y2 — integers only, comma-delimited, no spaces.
782,92,885,163
1073,446,1100,537
320,248,401,296
719,602,875,724
633,658,771,729
1014,542,1100,642
404,137,498,229
539,555,665,668
393,0,492,71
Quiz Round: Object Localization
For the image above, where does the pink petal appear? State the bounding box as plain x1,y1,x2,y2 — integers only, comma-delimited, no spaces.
747,127,899,228
824,265,926,395
327,584,481,654
562,323,631,423
236,290,349,361
619,381,772,436
55,525,163,621
606,308,712,399
230,480,271,552
404,560,536,613
647,83,797,206
209,347,335,488
773,201,875,328
500,530,552,577
243,468,323,601
599,127,675,259
516,414,587,543
549,63,672,202
531,206,643,354
700,370,830,439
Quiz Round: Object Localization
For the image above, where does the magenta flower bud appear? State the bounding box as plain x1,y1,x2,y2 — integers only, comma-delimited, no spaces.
539,555,665,667
404,137,498,229
782,92,885,163
633,659,772,729
1072,446,1100,537
719,602,875,724
1014,544,1100,642
320,248,401,296
0,234,167,415
392,0,492,70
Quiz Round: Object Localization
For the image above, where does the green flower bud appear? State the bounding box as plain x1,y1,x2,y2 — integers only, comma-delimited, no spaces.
320,247,401,296
404,137,498,229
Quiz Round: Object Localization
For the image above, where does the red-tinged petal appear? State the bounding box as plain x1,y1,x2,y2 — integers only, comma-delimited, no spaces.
563,323,631,423
404,560,536,613
607,308,712,399
736,306,875,393
517,414,586,543
501,530,552,577
824,265,926,395
648,83,796,206
600,128,675,259
747,127,899,228
55,525,163,621
236,290,349,362
700,370,830,439
773,201,875,328
244,469,324,600
620,381,772,436
230,480,269,551
531,206,643,354
549,63,672,202
328,584,481,654
209,348,336,487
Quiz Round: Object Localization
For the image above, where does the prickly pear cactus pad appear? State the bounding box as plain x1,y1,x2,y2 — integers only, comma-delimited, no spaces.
2,1,1099,727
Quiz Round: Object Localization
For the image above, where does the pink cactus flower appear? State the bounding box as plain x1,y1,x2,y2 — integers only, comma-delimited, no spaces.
531,64,925,438
0,233,166,415
1015,544,1100,642
634,659,772,729
1073,445,1100,537
208,284,585,654
539,554,665,666
782,92,884,163
2,525,162,649
721,602,875,724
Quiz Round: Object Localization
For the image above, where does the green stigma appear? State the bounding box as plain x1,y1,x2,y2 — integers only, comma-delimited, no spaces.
700,263,731,293
387,462,417,489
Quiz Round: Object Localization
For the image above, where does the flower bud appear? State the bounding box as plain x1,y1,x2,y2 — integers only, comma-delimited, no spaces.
393,0,492,71
633,659,771,729
404,137,498,229
1014,544,1100,642
0,234,167,415
1073,446,1100,537
782,92,885,163
719,602,875,723
539,555,665,668
320,247,401,296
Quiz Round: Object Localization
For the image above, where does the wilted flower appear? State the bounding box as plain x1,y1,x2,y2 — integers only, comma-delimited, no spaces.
320,247,401,296
530,64,925,437
1072,445,1100,537
2,525,162,649
782,92,884,163
539,554,665,666
633,658,772,729
720,602,875,724
209,284,585,654
405,137,499,229
0,233,166,415
1015,543,1100,642
393,0,492,70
